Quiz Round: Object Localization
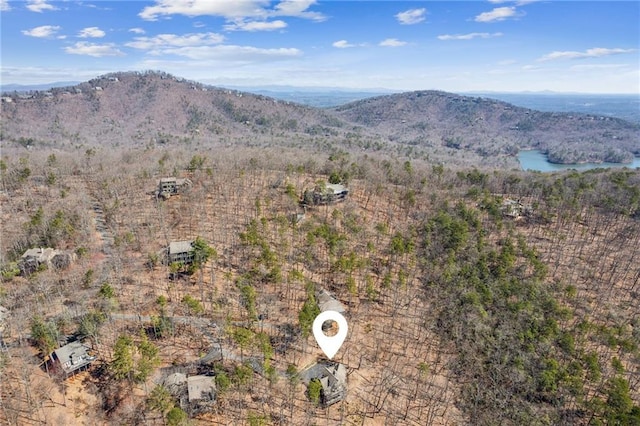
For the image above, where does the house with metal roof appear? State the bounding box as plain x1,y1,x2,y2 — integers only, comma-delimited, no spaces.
50,340,95,376
168,240,195,265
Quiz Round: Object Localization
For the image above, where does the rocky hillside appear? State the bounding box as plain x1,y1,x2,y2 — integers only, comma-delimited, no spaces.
331,91,640,164
2,71,639,165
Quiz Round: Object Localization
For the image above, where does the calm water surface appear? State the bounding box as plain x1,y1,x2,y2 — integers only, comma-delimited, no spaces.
518,150,640,172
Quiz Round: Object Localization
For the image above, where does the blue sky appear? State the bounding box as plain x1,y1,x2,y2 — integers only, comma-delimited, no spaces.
1,0,638,93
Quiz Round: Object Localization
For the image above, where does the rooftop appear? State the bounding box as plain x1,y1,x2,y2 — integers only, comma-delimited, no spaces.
169,240,194,254
301,361,348,407
187,375,216,402
316,289,346,313
326,183,348,195
52,341,95,374
22,247,57,261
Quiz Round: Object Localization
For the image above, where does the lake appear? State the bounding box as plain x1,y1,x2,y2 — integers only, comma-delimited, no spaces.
518,150,640,172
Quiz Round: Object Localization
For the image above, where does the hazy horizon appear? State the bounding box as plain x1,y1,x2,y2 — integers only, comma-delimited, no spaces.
2,73,640,97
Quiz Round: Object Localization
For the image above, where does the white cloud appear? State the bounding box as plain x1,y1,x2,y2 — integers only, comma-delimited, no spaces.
64,42,124,57
333,40,355,48
488,0,539,5
1,0,10,12
379,38,407,47
538,47,636,61
78,27,106,38
126,32,225,51
273,0,325,21
570,63,628,71
438,32,503,41
139,0,261,21
152,44,301,61
129,28,145,34
22,25,61,38
224,20,287,32
475,6,518,22
1,66,114,85
395,8,426,25
26,0,57,12
125,31,298,64
139,0,324,22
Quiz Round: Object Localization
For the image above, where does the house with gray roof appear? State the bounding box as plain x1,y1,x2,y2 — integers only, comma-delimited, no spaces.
302,361,347,407
316,289,346,314
302,182,349,206
168,240,195,265
51,340,95,376
187,375,216,405
19,247,75,275
162,373,216,415
319,362,347,406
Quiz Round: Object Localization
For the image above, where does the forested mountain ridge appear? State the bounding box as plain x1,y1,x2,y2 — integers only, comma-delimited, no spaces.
331,90,640,164
2,71,638,167
0,70,357,150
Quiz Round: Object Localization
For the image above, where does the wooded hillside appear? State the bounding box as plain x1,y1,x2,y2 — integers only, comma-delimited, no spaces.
0,142,638,425
2,71,639,167
332,91,640,164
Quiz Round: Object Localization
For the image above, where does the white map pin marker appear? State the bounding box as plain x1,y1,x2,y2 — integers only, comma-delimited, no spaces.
312,310,348,359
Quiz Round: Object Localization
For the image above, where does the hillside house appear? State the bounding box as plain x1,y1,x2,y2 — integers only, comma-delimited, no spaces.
302,183,349,206
187,375,216,414
303,361,348,407
19,248,75,275
50,340,95,377
168,240,195,265
161,373,216,415
157,177,192,199
501,198,532,219
164,372,187,395
316,289,346,314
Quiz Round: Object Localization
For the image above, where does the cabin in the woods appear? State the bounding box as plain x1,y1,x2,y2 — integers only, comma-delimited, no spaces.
50,340,95,377
302,183,349,206
304,361,348,407
157,177,192,199
19,247,75,275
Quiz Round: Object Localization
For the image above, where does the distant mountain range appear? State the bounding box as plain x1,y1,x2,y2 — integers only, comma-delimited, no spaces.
3,80,637,120
2,71,638,166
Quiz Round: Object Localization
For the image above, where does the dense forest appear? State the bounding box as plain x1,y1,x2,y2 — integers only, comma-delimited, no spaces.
0,141,638,425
